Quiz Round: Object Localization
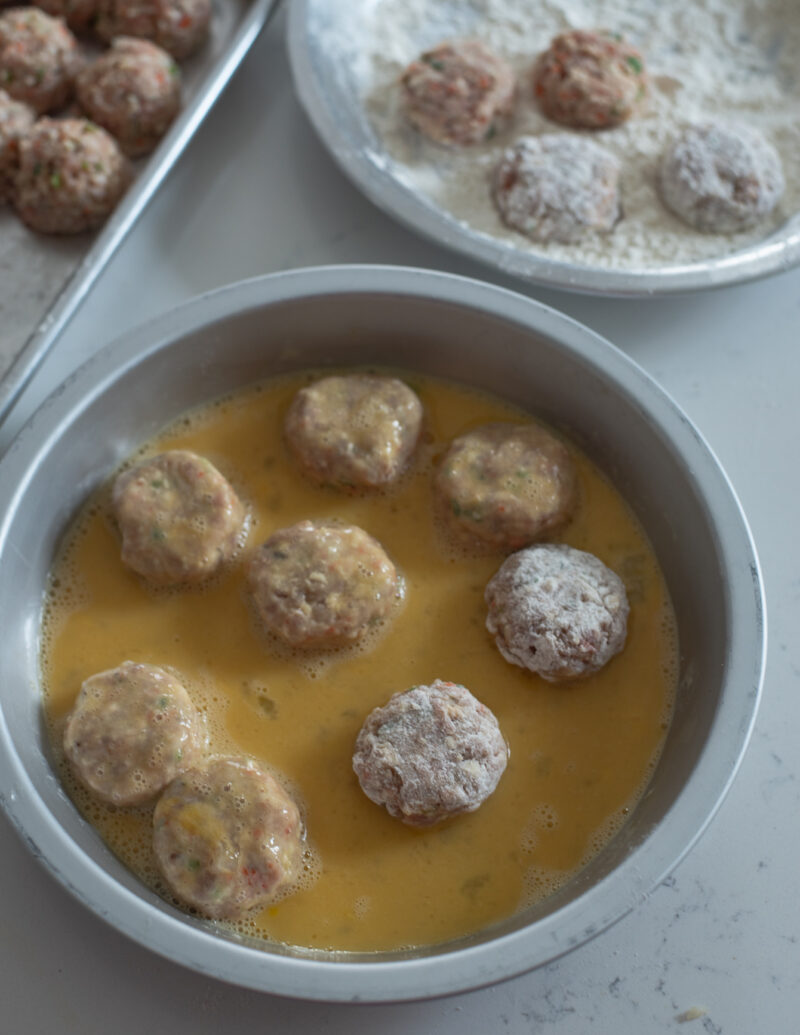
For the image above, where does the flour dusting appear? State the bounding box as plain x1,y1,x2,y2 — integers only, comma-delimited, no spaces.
357,0,800,270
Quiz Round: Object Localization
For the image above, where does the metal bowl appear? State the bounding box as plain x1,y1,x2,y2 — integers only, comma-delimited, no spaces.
0,266,765,1000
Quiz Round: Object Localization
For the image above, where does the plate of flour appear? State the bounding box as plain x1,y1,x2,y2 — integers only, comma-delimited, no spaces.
288,0,800,295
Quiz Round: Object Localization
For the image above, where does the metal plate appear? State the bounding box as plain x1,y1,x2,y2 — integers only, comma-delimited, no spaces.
287,0,800,298
0,0,281,422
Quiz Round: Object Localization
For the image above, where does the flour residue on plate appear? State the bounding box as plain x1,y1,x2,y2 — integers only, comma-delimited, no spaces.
358,0,800,270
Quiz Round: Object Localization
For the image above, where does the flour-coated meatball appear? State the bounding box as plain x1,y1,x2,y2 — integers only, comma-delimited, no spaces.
63,661,204,806
485,543,629,682
533,29,647,130
492,134,621,243
0,7,81,113
400,38,515,147
33,0,98,34
659,122,785,234
76,37,180,157
14,117,130,233
285,375,424,490
248,519,400,648
112,450,248,586
353,680,508,827
94,0,211,60
153,756,304,920
435,422,577,551
0,87,33,200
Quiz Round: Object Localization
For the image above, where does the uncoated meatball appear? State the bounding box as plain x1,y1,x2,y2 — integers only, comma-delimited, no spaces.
0,88,33,201
63,661,204,806
485,543,629,682
33,0,99,34
248,519,400,648
400,38,515,147
435,422,577,551
353,680,508,827
659,122,785,234
76,37,181,157
284,375,424,490
153,756,304,920
14,117,130,234
533,29,647,130
112,450,248,586
0,7,81,113
94,0,211,61
492,134,621,243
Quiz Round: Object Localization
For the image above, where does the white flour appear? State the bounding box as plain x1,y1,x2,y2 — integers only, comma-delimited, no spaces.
358,0,800,270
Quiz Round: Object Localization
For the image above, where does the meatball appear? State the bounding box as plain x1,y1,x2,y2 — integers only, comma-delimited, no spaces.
485,543,629,682
435,422,577,551
353,680,508,827
248,519,400,648
0,87,33,201
63,661,204,806
112,450,247,586
153,756,303,920
400,38,515,147
14,117,130,234
76,37,181,157
533,29,647,130
33,0,98,34
492,134,621,243
0,7,81,114
94,0,211,61
285,375,424,490
659,122,785,234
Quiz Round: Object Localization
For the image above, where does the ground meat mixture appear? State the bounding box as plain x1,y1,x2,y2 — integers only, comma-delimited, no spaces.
659,122,785,233
153,756,304,920
400,37,515,147
0,7,81,113
248,519,400,648
76,36,180,157
532,29,647,130
14,116,130,233
284,374,424,490
353,679,508,826
63,661,204,806
492,134,621,243
112,449,248,586
94,0,211,61
33,0,99,34
485,543,629,682
0,87,33,200
435,422,577,551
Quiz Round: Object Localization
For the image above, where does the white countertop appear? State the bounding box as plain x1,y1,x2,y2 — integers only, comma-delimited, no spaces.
2,10,799,1032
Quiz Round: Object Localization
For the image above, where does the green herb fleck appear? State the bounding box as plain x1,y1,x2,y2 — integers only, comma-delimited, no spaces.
151,527,166,542
169,61,179,78
32,161,42,176
423,55,446,72
187,858,201,871
451,500,462,516
157,695,170,709
49,172,61,188
35,67,45,85
625,55,643,75
150,479,165,489
272,548,288,559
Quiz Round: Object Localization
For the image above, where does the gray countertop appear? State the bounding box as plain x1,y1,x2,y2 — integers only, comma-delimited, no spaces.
2,10,798,1033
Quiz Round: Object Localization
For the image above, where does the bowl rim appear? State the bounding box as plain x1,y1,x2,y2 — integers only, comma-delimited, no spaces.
0,265,766,1001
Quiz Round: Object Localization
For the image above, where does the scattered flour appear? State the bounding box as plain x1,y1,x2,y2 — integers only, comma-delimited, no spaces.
358,0,800,270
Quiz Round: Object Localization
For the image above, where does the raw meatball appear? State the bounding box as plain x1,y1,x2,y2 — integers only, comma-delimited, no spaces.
659,122,785,234
435,422,577,551
485,543,629,682
492,134,621,243
0,7,81,113
0,87,33,200
33,0,99,34
400,38,515,147
94,0,211,61
76,37,181,157
153,756,303,920
353,680,508,827
14,117,130,234
533,29,647,130
112,450,247,586
285,375,424,490
63,661,204,806
248,519,400,648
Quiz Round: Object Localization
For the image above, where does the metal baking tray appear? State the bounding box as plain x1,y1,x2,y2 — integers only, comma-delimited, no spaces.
0,0,281,423
287,0,800,298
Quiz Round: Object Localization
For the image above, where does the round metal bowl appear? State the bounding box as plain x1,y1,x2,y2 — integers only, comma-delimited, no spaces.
0,266,765,1001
